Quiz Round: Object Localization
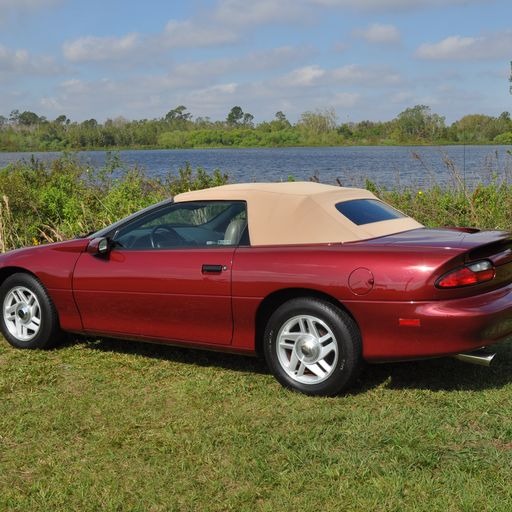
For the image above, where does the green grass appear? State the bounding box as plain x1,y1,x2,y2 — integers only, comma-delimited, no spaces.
2,155,512,510
1,336,512,511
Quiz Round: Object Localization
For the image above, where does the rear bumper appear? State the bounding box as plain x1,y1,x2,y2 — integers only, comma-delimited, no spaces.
345,282,512,361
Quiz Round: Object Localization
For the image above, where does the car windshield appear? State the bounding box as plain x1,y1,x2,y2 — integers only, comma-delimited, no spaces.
335,199,405,226
88,198,174,238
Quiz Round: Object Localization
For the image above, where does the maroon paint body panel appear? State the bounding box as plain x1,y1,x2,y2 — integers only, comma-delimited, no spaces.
0,227,511,361
228,234,512,358
0,239,88,331
72,248,235,344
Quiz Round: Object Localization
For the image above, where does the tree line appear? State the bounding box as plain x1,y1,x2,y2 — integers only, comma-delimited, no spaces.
1,104,512,152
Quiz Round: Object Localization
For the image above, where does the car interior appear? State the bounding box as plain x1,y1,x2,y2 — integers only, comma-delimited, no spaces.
112,200,249,250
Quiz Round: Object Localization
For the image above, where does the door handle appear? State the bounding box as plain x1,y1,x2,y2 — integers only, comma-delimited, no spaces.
202,264,225,274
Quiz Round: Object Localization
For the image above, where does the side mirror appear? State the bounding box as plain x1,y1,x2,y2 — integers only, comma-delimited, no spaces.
87,237,112,256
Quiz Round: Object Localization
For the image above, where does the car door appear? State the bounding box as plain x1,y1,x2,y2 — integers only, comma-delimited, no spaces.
72,200,247,346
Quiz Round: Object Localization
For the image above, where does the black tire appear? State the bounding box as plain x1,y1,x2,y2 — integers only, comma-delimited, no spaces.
263,297,362,396
0,273,61,349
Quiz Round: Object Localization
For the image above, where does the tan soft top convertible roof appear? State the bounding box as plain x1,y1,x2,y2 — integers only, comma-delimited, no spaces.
174,182,423,246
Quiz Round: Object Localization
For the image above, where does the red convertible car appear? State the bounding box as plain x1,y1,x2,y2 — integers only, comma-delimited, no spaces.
1,182,512,395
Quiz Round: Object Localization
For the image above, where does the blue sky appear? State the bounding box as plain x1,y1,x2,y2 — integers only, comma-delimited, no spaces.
1,0,511,124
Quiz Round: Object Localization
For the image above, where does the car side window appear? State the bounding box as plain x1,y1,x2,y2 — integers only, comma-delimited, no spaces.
112,200,248,250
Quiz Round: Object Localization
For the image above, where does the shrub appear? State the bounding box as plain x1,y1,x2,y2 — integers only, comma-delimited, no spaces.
0,156,228,250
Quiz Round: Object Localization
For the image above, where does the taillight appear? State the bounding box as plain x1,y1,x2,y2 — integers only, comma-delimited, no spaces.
436,260,495,288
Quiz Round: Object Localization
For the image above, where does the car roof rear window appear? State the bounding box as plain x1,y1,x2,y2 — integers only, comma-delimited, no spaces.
335,199,406,225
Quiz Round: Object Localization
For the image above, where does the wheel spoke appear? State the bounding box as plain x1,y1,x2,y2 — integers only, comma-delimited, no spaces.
296,362,306,377
288,351,300,372
307,363,326,378
27,319,40,332
319,333,332,344
306,318,320,338
15,317,23,338
317,359,332,373
298,317,308,334
319,341,337,360
12,290,24,303
279,332,302,344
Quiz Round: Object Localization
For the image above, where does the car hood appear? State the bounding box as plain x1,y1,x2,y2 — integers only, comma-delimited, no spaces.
0,238,90,263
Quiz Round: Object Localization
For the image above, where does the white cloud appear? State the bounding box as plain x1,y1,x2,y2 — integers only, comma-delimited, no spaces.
170,46,311,82
333,42,349,53
0,0,61,7
40,76,244,121
62,18,241,65
278,63,402,89
40,96,64,111
49,42,316,118
189,83,239,100
246,46,315,70
331,65,401,85
331,92,361,108
0,44,61,78
354,23,400,44
389,90,416,105
0,0,63,23
45,78,143,119
0,45,30,71
63,33,141,63
163,20,238,47
280,65,326,87
214,0,307,26
416,35,477,59
309,0,487,10
416,31,512,60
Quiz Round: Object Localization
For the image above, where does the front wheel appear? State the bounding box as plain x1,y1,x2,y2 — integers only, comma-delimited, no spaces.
0,273,61,349
263,298,362,396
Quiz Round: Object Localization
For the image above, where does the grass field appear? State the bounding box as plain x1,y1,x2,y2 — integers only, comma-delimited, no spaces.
1,335,512,511
1,155,512,510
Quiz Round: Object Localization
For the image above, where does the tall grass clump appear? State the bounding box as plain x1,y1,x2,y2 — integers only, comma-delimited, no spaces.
0,154,228,250
367,151,512,231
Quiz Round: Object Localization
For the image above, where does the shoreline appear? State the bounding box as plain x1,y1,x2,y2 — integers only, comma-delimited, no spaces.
1,141,510,155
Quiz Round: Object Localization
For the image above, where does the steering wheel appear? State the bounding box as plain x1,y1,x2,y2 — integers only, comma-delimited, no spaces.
149,225,184,248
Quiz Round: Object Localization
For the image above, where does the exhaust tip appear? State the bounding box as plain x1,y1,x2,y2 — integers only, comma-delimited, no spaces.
453,350,496,367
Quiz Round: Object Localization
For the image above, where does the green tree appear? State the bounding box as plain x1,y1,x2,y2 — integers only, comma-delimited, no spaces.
275,111,287,122
298,108,337,135
82,118,98,129
165,105,192,124
18,111,44,126
395,105,445,142
271,111,291,130
227,106,244,126
450,114,496,143
55,115,69,125
9,110,20,124
194,116,212,128
499,111,511,122
242,113,254,127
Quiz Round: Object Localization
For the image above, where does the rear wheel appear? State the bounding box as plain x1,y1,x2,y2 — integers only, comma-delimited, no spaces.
0,273,61,349
263,297,362,396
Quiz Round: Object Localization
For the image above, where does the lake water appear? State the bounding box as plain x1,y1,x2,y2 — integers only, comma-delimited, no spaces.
0,145,510,189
